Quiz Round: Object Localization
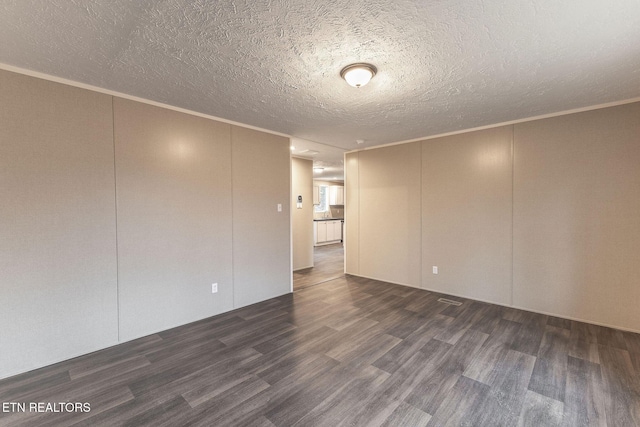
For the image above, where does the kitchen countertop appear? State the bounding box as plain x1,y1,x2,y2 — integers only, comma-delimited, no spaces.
313,218,344,221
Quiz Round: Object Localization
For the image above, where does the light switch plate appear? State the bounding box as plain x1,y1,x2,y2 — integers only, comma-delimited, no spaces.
212,283,218,293
432,266,438,274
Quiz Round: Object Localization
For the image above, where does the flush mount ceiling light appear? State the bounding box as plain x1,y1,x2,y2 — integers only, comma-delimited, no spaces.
313,167,324,173
340,63,377,88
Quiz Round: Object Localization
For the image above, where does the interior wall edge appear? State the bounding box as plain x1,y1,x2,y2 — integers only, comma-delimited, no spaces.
509,304,640,335
7,61,638,166
232,291,293,311
0,298,248,381
417,285,640,335
112,95,121,343
115,309,238,344
291,156,313,272
344,151,360,275
289,149,293,291
231,125,291,308
509,124,515,307
0,62,291,140
346,273,422,291
344,97,640,154
0,348,109,382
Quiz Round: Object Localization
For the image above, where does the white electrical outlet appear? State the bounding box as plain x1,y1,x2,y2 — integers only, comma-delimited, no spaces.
211,283,218,293
432,266,438,275
277,203,282,212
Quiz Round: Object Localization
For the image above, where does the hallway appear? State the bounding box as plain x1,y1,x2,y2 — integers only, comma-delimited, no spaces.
293,243,344,290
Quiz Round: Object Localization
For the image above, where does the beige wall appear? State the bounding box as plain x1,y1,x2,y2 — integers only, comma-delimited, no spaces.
0,69,291,379
345,153,360,274
232,126,291,307
346,102,640,332
292,157,314,270
354,143,422,287
513,102,640,330
114,98,234,341
422,127,513,305
0,70,118,377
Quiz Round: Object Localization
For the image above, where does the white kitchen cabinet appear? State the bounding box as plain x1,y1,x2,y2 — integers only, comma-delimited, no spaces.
326,221,336,242
314,220,343,246
313,186,320,205
331,220,342,241
329,186,344,205
315,220,327,244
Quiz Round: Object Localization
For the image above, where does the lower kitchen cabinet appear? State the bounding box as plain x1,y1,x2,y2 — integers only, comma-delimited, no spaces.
314,220,343,246
315,221,327,243
329,220,342,242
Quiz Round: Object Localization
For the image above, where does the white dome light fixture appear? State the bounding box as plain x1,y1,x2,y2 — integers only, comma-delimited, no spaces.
340,63,377,88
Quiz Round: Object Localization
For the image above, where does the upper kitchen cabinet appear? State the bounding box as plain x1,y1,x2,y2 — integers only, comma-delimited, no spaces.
313,185,320,205
329,186,344,205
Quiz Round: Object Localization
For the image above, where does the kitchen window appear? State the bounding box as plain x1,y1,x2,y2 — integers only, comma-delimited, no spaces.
314,185,329,213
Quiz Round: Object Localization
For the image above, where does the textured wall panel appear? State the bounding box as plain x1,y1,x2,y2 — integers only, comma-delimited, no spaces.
358,143,422,287
513,103,640,331
0,70,117,379
345,152,360,275
114,98,233,341
232,126,291,307
421,126,513,304
292,157,314,270
346,101,640,331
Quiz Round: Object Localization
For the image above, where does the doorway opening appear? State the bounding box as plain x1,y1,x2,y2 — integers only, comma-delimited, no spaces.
291,152,347,291
293,242,344,290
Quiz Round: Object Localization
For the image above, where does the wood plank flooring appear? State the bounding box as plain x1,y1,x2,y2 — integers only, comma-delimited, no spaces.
293,243,344,290
1,275,640,426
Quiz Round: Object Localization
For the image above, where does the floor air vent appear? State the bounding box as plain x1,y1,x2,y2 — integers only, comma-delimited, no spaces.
437,298,463,306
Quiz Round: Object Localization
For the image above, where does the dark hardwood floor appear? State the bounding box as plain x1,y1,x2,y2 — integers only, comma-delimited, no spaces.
293,243,344,290
1,275,640,426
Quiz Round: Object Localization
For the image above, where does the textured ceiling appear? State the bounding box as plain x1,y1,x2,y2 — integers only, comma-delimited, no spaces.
1,0,639,152
291,137,346,181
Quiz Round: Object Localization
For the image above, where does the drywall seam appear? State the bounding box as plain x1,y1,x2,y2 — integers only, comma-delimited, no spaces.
348,273,421,290
231,126,236,309
342,152,347,274
510,125,514,307
289,150,294,292
419,141,423,290
357,152,360,275
111,96,121,343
